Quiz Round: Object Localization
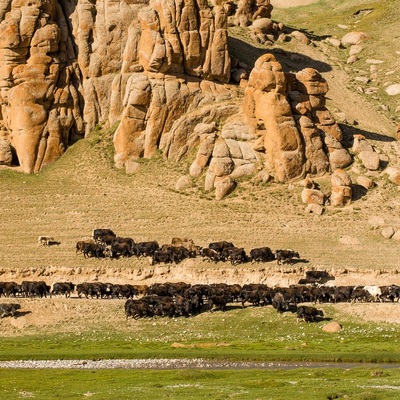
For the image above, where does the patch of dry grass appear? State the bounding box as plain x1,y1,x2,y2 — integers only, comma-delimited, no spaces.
0,124,399,279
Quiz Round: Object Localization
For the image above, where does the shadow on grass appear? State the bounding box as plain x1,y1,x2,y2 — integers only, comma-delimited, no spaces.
14,310,32,318
352,184,368,201
228,37,332,73
339,123,397,149
287,258,309,265
48,241,61,246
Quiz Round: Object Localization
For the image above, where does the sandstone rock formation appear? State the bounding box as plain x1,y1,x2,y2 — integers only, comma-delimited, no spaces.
0,0,231,173
243,54,350,182
330,169,352,207
0,1,86,172
157,53,351,199
0,0,355,203
235,0,273,27
109,0,233,166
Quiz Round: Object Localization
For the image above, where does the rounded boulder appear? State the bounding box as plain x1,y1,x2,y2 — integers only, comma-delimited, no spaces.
251,18,274,33
322,321,342,333
341,32,368,47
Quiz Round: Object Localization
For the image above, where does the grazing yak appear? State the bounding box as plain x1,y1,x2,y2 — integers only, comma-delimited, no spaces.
0,303,21,318
21,281,50,298
275,249,300,265
92,229,116,242
272,292,289,313
38,236,54,246
51,282,75,298
134,241,160,257
297,305,324,322
200,248,220,263
82,242,108,258
250,247,275,263
76,240,95,254
0,282,20,297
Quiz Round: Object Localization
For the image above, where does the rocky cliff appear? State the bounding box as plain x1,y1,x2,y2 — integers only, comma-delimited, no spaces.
0,0,352,195
0,0,231,173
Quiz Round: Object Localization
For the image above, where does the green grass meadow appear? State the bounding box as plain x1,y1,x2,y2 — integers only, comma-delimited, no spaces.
1,368,400,400
1,305,399,363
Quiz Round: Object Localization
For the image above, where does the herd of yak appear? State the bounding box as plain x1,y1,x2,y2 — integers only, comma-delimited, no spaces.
75,228,301,266
0,229,396,324
1,277,400,323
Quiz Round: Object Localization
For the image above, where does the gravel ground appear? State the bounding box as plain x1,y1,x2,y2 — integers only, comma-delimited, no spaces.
1,359,400,370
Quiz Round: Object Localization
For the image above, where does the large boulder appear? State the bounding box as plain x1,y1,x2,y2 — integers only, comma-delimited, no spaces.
330,185,352,207
381,227,395,239
322,321,342,333
358,151,380,171
341,32,368,47
356,176,374,190
215,175,236,200
330,169,352,207
301,188,325,205
385,167,400,186
352,135,374,154
331,169,352,187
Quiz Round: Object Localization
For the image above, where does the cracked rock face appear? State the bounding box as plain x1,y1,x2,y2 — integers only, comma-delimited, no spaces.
243,53,351,182
0,0,350,199
0,0,230,173
0,0,87,172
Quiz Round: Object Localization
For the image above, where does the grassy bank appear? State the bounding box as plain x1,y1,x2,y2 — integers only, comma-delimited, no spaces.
1,304,399,363
1,368,400,399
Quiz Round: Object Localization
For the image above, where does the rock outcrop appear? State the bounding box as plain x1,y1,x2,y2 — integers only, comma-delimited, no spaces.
0,0,231,173
330,169,352,207
243,54,350,182
235,0,273,27
0,0,355,203
0,1,86,172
